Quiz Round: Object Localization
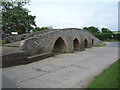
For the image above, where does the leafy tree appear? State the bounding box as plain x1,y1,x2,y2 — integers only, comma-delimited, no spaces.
83,26,115,41
83,26,100,34
101,28,114,40
101,28,113,34
2,1,36,34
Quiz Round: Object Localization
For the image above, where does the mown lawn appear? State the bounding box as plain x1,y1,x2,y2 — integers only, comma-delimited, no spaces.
87,59,119,88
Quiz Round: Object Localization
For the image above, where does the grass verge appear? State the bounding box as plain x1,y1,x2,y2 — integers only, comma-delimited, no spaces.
2,45,18,47
0,40,6,44
0,40,18,47
87,59,119,88
94,43,106,47
0,44,18,47
103,39,120,42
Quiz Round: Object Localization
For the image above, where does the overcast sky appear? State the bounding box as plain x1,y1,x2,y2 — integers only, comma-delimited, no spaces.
25,0,119,31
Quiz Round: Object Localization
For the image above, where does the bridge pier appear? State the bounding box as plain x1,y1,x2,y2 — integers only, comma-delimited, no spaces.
80,41,85,51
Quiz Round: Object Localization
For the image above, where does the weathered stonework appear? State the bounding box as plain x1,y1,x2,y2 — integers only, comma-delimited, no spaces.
2,50,28,68
3,29,53,43
20,28,102,56
2,28,102,68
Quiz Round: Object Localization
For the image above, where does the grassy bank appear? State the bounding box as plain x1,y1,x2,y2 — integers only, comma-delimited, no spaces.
0,40,18,47
103,39,120,42
0,44,18,47
87,60,119,88
94,43,106,47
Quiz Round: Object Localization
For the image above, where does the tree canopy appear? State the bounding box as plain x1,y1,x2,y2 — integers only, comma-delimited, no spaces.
83,26,100,34
101,28,113,34
2,1,36,34
82,26,119,41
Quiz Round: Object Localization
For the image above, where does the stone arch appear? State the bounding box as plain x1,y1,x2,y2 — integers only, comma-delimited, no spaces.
73,38,80,51
53,37,66,53
84,39,89,48
92,39,94,45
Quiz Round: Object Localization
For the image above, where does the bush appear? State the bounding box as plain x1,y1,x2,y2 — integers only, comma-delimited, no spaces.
93,33,120,41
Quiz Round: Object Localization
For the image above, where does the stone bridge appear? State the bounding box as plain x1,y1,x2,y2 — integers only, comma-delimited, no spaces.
2,28,102,67
20,28,102,55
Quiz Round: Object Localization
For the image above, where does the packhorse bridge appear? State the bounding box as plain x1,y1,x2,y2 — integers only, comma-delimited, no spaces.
2,28,102,67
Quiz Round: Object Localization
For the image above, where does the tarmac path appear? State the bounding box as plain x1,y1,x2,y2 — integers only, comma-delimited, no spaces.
1,42,119,88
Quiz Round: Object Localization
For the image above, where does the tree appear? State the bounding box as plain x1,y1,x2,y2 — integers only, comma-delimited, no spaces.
101,28,113,34
83,26,100,34
101,28,114,40
83,26,115,41
2,1,36,34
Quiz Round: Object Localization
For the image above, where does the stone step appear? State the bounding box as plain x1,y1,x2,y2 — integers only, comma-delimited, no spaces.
28,52,54,63
2,52,54,68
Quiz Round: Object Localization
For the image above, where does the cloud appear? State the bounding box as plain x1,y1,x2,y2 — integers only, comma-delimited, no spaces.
26,2,118,31
31,0,119,2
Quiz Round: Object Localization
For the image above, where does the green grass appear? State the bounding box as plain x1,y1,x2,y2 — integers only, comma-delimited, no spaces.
87,60,119,88
0,45,18,47
103,39,120,42
2,45,18,47
94,43,106,47
0,40,18,47
0,40,6,44
112,31,120,34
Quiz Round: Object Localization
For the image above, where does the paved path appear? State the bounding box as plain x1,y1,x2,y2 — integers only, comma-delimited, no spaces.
2,42,119,88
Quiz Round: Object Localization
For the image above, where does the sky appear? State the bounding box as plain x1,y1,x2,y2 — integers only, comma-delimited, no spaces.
25,0,119,31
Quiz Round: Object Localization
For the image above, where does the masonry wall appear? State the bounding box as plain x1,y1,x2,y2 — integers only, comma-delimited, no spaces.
3,29,53,43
